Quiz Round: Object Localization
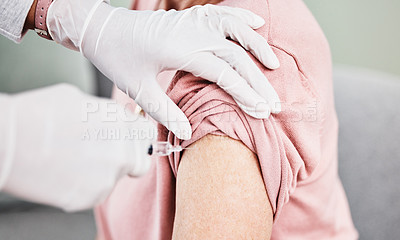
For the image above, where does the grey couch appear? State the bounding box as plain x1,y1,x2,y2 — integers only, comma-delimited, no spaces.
334,66,400,239
0,66,399,239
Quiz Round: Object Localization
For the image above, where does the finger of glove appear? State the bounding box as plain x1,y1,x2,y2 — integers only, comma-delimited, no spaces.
200,4,265,29
179,52,271,119
219,17,280,70
214,41,281,113
129,82,192,140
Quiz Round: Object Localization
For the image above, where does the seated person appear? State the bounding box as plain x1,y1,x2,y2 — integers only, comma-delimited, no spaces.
95,0,358,239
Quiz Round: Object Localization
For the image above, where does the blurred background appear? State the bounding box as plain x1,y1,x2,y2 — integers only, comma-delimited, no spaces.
0,0,399,239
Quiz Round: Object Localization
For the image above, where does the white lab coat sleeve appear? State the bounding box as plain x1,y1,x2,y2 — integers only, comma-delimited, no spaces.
0,93,14,190
0,0,34,43
0,85,155,210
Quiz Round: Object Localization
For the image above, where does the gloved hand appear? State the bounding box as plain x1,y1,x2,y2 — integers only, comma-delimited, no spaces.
0,84,156,212
47,0,281,140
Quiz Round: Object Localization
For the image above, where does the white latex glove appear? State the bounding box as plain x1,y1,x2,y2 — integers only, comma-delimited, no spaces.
47,0,281,140
0,84,156,212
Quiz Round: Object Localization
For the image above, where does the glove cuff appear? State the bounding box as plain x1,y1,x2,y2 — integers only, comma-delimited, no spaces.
77,0,108,53
0,95,17,191
47,0,110,51
78,3,124,59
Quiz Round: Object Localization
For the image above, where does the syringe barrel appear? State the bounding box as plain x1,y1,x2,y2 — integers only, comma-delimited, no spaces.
148,141,172,156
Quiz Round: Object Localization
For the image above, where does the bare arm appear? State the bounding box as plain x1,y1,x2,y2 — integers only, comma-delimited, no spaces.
172,135,273,239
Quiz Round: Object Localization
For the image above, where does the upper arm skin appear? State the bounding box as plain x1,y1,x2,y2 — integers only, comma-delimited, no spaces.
172,135,273,240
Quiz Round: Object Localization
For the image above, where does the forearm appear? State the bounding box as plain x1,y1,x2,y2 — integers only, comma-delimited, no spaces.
23,0,38,30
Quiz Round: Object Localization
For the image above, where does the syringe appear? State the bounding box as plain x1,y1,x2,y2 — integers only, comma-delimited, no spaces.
148,141,187,156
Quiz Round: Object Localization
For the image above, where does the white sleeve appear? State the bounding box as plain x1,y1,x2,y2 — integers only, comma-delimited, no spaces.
0,93,14,190
0,85,155,210
0,0,35,43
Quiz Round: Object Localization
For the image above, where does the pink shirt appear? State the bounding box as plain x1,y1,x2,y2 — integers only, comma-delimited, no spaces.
95,0,358,239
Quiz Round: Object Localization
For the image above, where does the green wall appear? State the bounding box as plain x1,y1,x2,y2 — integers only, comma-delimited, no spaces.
0,32,94,94
304,0,400,77
0,1,130,93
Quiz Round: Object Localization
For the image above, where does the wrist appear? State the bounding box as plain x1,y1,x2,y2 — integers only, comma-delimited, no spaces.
34,0,54,39
24,0,55,40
